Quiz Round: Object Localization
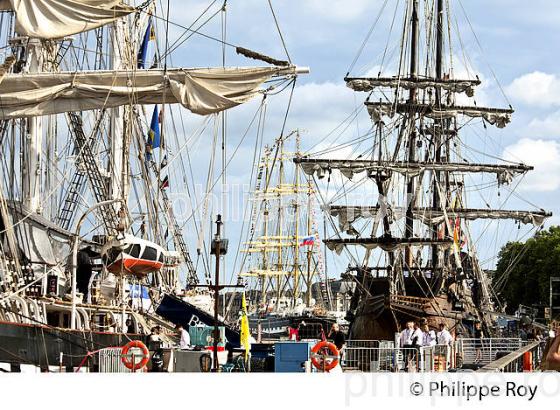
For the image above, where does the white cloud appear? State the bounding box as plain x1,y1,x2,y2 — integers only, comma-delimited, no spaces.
503,138,560,192
526,110,560,138
506,72,560,106
283,81,371,150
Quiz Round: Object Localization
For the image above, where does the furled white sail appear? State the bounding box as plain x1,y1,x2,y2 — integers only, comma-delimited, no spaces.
366,102,513,128
325,205,550,233
296,159,530,185
346,77,480,97
0,0,135,39
0,66,298,119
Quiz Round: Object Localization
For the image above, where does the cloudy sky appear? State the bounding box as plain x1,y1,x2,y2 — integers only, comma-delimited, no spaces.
151,0,560,282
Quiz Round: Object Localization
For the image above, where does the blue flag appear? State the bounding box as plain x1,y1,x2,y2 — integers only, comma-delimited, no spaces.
145,105,160,160
137,18,154,69
148,105,160,148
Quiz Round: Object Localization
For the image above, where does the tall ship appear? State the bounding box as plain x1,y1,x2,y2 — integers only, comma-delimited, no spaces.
232,131,343,339
295,0,551,340
0,0,307,371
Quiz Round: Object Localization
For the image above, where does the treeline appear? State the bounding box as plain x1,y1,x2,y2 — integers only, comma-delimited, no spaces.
494,226,560,315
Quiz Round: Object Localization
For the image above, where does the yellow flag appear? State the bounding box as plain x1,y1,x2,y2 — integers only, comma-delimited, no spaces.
453,217,460,251
240,292,251,359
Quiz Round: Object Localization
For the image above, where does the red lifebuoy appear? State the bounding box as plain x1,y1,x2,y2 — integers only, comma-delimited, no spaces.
121,340,150,371
311,341,339,372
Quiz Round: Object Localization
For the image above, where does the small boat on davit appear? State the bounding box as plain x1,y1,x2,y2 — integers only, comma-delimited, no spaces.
101,235,165,276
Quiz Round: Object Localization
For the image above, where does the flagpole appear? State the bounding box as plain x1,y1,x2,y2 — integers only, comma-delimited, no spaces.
212,215,223,372
192,215,242,370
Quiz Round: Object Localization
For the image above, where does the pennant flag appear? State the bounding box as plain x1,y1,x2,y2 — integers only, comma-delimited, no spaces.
299,235,315,247
148,105,160,149
145,105,160,160
160,154,168,169
160,175,169,189
453,217,461,250
240,292,251,360
137,17,155,69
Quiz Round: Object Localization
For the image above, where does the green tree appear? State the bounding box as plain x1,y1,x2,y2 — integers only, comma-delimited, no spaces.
494,226,560,314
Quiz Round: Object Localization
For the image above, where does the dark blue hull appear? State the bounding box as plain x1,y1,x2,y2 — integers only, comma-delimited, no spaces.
155,294,241,347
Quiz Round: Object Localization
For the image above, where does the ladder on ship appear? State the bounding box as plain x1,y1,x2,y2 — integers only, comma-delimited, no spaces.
57,114,103,230
248,157,267,250
248,154,268,293
63,112,120,234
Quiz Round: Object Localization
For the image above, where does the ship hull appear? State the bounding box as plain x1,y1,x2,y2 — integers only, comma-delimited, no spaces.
348,275,476,340
0,320,145,371
248,315,339,340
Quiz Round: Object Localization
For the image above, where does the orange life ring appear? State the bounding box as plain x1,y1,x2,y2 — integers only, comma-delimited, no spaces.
311,341,339,372
121,340,150,371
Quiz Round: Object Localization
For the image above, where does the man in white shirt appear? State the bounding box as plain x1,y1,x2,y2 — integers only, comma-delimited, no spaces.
421,323,437,347
176,324,191,349
436,323,454,370
436,323,453,345
411,323,424,348
400,321,421,371
399,321,415,348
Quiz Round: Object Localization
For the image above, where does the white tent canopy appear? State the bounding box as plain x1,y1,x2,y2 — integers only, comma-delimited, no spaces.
0,66,298,119
0,0,135,39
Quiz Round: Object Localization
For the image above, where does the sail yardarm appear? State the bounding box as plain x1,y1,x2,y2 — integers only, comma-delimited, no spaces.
324,237,454,255
346,77,480,97
365,102,514,129
295,158,531,184
0,66,299,119
325,205,551,233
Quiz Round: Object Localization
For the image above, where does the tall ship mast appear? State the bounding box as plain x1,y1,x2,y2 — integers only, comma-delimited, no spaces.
295,0,551,340
234,131,337,338
0,0,307,370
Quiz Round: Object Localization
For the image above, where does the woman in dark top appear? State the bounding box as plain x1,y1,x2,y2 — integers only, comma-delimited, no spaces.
328,324,346,351
327,323,345,370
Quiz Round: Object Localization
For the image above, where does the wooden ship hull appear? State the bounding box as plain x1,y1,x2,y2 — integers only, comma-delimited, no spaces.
348,285,475,340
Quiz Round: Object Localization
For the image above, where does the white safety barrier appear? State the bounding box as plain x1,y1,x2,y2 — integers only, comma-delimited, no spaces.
456,338,522,366
344,342,455,372
98,347,132,373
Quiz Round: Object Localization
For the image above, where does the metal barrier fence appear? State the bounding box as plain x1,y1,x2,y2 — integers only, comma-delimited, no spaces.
98,347,132,373
478,341,543,372
343,344,454,372
345,340,391,349
457,338,523,366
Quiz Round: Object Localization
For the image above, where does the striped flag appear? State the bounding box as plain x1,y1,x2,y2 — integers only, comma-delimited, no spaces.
300,235,315,247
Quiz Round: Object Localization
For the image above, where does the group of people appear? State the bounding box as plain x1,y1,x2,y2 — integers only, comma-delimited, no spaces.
399,320,454,350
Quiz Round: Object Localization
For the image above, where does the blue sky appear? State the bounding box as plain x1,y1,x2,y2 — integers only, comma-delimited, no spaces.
151,0,560,283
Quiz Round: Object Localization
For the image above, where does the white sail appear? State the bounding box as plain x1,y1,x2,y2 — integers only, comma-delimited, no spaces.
0,0,134,39
296,158,530,185
366,102,513,128
346,77,480,97
0,66,300,119
325,205,550,232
